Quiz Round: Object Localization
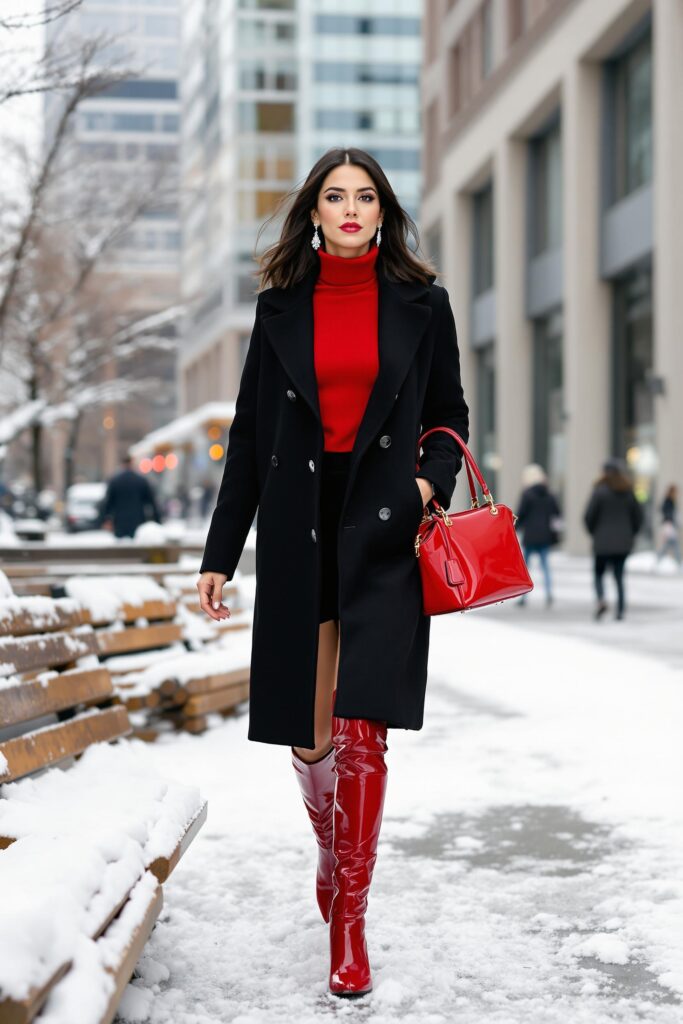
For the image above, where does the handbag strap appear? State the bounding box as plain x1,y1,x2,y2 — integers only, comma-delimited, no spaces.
415,426,493,508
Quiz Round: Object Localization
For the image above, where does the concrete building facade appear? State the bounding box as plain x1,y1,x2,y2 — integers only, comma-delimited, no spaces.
178,0,423,454
421,0,680,552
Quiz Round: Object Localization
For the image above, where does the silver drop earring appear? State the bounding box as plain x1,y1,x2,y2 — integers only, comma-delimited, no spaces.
311,223,321,250
376,223,382,246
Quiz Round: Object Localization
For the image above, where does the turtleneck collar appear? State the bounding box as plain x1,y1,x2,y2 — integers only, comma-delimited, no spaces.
316,242,379,286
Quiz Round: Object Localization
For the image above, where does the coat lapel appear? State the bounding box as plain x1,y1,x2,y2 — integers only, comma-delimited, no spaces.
260,256,434,472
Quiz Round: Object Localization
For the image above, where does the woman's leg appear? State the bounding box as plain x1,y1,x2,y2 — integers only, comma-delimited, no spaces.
291,619,341,922
593,555,608,617
293,618,340,763
612,555,627,618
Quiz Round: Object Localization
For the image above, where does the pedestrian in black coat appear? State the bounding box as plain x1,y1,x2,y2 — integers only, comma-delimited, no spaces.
515,464,562,607
583,458,643,620
96,455,162,539
656,484,682,567
195,149,470,997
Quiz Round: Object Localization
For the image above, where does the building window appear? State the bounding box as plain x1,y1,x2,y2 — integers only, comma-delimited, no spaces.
611,30,652,202
99,79,177,100
476,343,497,495
314,62,418,86
508,0,528,47
144,14,179,37
533,308,565,503
237,18,296,46
238,101,295,132
238,0,294,8
529,117,562,256
314,16,421,36
473,182,494,296
481,0,494,79
316,109,373,131
447,41,462,118
239,60,297,91
424,99,438,190
613,264,655,513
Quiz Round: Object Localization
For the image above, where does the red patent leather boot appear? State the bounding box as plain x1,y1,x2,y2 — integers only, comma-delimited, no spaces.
291,745,336,922
328,715,388,998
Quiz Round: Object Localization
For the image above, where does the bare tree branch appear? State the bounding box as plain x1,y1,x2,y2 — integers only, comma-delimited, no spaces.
0,2,83,31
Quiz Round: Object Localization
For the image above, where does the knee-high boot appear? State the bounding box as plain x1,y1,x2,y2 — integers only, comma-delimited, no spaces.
291,745,336,922
328,714,388,998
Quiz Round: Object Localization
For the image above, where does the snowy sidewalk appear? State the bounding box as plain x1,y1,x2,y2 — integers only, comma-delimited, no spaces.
115,580,683,1024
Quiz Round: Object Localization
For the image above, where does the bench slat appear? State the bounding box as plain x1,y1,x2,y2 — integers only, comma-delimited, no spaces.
184,668,250,698
0,960,72,1024
0,602,88,638
148,799,208,883
0,668,113,729
86,600,177,627
96,623,182,657
98,881,164,1024
0,629,99,678
181,681,250,718
0,705,131,784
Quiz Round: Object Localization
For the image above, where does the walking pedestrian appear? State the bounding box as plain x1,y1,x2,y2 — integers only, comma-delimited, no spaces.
196,148,469,997
583,457,643,621
96,454,162,539
656,484,682,568
515,463,561,607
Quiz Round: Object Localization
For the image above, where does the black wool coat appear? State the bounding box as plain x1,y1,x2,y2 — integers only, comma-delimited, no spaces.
584,482,643,556
96,469,161,538
199,255,470,748
516,484,561,548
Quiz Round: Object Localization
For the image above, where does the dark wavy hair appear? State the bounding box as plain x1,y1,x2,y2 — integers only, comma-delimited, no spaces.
253,147,436,292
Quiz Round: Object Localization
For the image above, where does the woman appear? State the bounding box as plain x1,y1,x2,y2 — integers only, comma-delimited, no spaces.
196,148,469,998
656,484,682,567
583,457,643,620
515,463,562,607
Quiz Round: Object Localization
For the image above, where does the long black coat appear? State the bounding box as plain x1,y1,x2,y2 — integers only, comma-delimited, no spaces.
584,481,643,556
97,468,161,538
199,256,470,748
516,483,561,548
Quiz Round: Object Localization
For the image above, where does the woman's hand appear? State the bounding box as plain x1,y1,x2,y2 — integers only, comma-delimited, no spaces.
197,571,231,621
415,476,434,508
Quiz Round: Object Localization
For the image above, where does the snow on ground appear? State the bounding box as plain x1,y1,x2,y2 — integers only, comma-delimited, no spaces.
110,560,683,1024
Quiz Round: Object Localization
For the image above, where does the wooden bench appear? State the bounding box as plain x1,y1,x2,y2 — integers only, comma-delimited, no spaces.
0,595,208,1024
58,573,253,739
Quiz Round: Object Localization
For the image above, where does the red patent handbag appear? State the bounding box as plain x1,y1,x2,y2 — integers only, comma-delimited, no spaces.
414,427,534,615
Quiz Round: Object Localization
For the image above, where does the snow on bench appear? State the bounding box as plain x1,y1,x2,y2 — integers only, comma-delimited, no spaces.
0,590,208,1024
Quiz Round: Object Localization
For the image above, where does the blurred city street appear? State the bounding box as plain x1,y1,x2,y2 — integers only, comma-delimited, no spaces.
116,554,683,1023
1,0,681,1020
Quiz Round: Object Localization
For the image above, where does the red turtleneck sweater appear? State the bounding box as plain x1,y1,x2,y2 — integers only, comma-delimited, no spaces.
313,243,379,452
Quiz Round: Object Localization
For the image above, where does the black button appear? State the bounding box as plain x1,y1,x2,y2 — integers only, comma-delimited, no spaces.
271,454,278,467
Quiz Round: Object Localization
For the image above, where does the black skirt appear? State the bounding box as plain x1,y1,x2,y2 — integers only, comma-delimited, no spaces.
318,450,352,624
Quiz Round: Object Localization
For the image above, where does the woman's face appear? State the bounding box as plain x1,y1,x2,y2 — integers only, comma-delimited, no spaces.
311,164,383,258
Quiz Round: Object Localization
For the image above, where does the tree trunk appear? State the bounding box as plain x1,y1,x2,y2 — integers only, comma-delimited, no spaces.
64,411,82,493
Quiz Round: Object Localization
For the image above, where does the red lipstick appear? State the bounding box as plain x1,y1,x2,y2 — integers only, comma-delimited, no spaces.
340,223,362,232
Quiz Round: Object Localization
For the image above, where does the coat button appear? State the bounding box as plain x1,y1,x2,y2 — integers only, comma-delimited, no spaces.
379,434,391,448
308,459,315,472
378,507,391,520
311,528,317,542
271,454,278,467
394,392,399,400
286,389,296,401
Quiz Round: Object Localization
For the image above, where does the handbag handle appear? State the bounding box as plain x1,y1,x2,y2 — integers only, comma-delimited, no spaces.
415,426,497,513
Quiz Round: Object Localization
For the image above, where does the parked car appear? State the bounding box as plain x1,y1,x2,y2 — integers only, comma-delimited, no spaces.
65,482,107,533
